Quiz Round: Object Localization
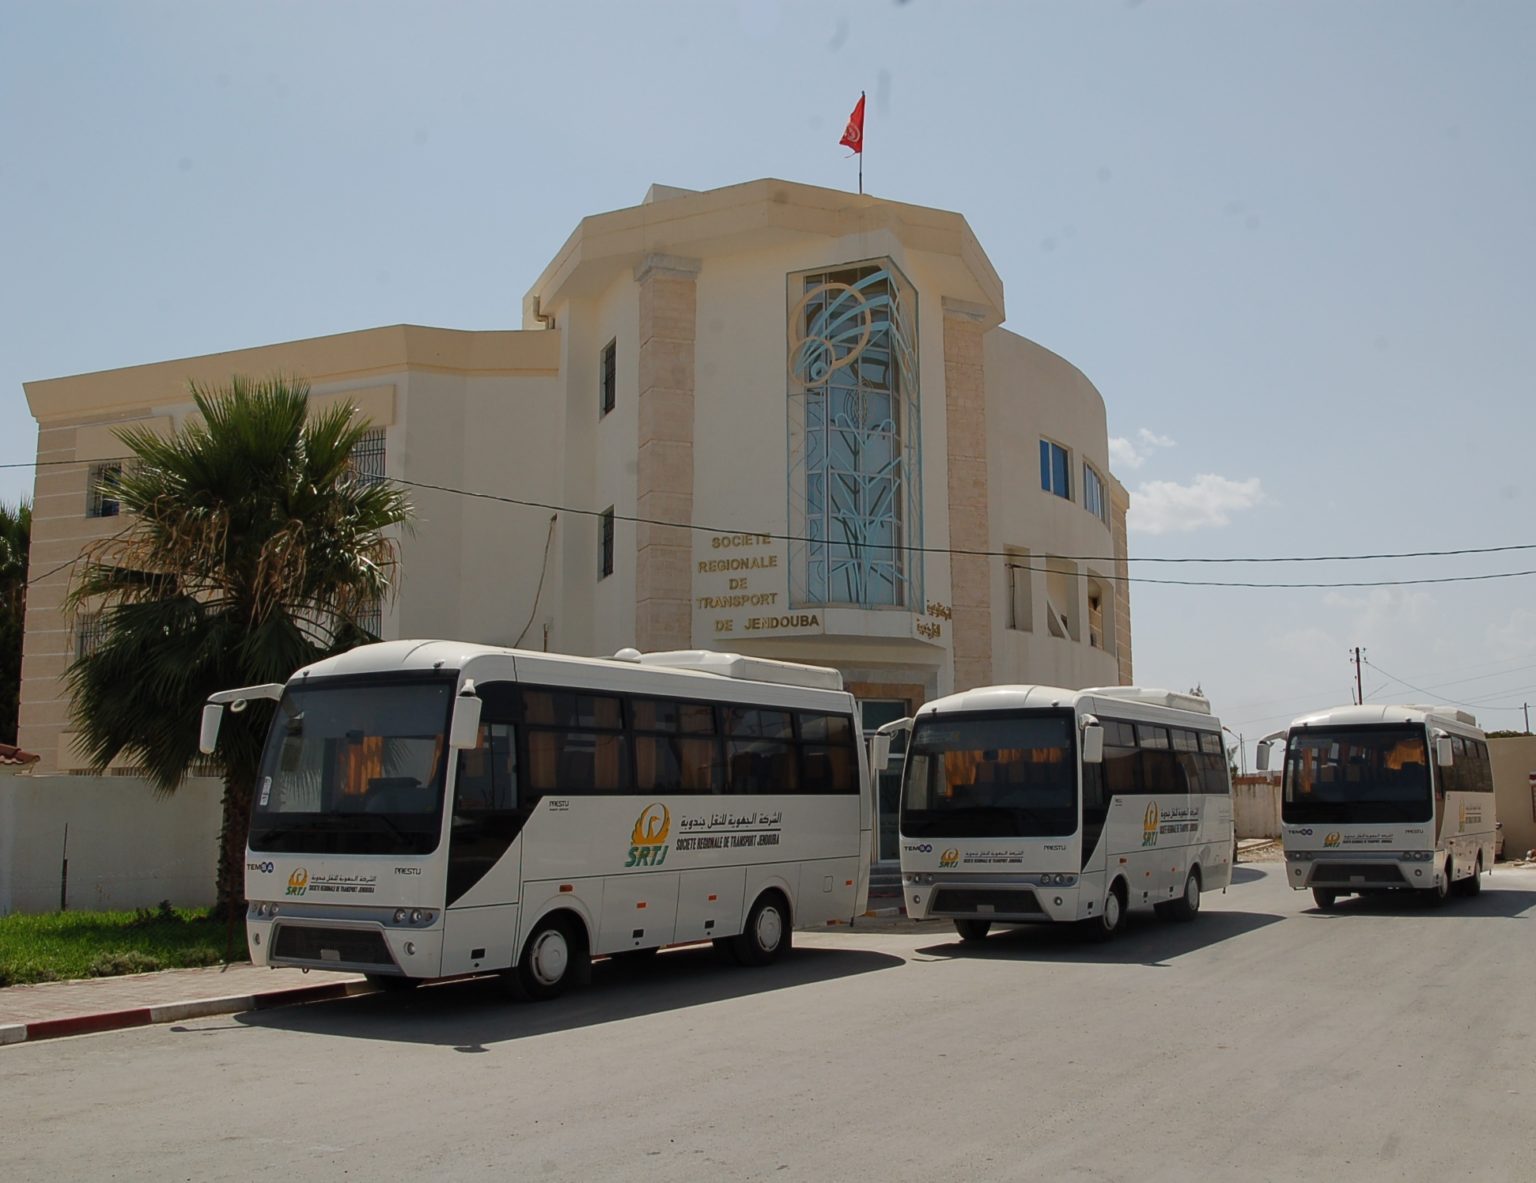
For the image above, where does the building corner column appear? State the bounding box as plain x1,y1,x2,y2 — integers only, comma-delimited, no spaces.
1110,476,1133,685
634,254,701,652
942,298,998,692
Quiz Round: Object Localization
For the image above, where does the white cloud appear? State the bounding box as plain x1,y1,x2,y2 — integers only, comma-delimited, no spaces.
1487,607,1536,658
1108,428,1176,471
1129,473,1265,534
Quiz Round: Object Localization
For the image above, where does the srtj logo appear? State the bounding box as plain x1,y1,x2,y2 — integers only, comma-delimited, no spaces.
286,867,309,896
939,848,960,868
1141,801,1160,847
625,803,671,868
1323,833,1341,848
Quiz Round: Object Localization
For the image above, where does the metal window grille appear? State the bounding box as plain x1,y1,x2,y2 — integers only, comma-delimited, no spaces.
348,429,386,487
86,462,122,518
600,339,617,416
354,599,383,638
599,507,615,579
75,611,107,659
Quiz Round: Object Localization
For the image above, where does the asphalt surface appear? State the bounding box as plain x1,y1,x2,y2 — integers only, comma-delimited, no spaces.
3,862,1534,1182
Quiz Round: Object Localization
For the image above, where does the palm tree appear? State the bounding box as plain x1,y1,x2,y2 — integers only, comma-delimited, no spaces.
0,498,31,744
65,376,413,918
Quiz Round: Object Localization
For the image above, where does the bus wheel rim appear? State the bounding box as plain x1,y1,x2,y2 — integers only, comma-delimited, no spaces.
756,906,783,951
531,929,569,984
1105,891,1121,929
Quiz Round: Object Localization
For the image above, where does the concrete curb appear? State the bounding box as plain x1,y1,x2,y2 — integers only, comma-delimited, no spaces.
0,979,372,1047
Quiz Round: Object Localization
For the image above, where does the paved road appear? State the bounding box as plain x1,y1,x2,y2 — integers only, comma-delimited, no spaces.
4,863,1534,1182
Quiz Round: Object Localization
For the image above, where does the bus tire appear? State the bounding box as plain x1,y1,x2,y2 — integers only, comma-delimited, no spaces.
511,915,585,1001
732,891,791,967
954,918,992,942
1160,869,1201,922
1085,881,1126,942
1460,855,1483,897
1311,887,1338,911
1423,859,1452,907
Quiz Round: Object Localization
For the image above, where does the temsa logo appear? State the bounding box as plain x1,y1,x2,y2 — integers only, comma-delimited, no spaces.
625,803,671,868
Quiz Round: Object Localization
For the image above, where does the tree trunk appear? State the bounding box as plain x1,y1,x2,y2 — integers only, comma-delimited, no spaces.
215,768,256,924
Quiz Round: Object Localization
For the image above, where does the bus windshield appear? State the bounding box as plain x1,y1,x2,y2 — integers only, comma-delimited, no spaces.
901,711,1077,838
248,676,455,855
1283,725,1432,824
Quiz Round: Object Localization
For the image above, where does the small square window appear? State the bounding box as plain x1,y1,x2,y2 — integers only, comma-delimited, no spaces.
599,339,617,417
87,462,122,518
599,506,615,579
1039,440,1070,501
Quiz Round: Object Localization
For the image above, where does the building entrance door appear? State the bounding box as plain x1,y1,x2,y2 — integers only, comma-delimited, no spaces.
860,699,911,864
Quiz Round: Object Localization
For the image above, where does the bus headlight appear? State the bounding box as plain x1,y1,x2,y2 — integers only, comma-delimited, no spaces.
393,908,409,924
1402,850,1434,861
1037,874,1077,886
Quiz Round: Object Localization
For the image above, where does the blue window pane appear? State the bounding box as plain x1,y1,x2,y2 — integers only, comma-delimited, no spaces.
1040,440,1051,491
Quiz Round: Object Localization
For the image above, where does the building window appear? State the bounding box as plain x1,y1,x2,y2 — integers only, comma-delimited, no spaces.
788,259,922,609
599,339,617,417
86,462,122,518
1083,463,1108,524
1039,440,1070,501
74,611,106,659
348,428,386,487
1006,547,1032,632
1086,575,1112,651
598,506,615,579
1044,558,1079,641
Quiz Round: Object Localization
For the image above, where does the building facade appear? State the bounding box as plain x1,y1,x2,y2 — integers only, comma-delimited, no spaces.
20,179,1132,862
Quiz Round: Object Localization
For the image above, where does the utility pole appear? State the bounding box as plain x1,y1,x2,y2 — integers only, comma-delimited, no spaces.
1525,702,1531,733
1351,647,1365,705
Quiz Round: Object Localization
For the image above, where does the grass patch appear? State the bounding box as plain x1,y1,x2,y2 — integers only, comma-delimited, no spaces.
0,903,248,987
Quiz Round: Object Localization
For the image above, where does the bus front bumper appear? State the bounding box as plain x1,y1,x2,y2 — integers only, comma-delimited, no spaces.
1284,849,1438,892
246,901,444,977
902,873,1083,924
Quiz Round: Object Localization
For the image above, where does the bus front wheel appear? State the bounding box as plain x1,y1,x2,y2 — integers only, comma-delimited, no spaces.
1311,887,1338,911
731,891,791,966
1458,855,1484,897
954,918,992,942
1085,883,1125,942
511,916,584,1001
1423,860,1452,907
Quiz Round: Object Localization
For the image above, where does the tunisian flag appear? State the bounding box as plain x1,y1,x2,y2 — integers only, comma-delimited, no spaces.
839,94,865,153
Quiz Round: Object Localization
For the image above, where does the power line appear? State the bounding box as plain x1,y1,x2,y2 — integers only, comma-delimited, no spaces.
390,477,1536,588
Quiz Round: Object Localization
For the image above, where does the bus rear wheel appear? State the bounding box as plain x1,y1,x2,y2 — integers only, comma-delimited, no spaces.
1158,870,1201,922
1311,887,1338,911
731,891,791,966
954,918,992,942
511,916,584,1001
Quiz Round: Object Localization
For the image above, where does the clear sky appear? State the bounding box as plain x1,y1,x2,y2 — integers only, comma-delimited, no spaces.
3,1,1533,755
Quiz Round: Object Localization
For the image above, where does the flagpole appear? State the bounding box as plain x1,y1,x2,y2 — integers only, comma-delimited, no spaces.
859,90,865,194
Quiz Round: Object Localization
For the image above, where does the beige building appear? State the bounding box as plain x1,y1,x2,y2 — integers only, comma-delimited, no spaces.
20,178,1133,862
1490,735,1536,860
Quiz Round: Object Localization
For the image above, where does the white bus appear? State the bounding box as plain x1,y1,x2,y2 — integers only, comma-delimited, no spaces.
892,684,1235,941
1257,704,1496,910
201,641,872,1000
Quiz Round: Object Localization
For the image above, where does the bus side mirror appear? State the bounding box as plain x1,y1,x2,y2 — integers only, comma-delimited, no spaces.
1256,743,1270,773
450,691,483,750
1435,737,1454,767
870,733,892,772
199,704,224,755
1080,724,1104,764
